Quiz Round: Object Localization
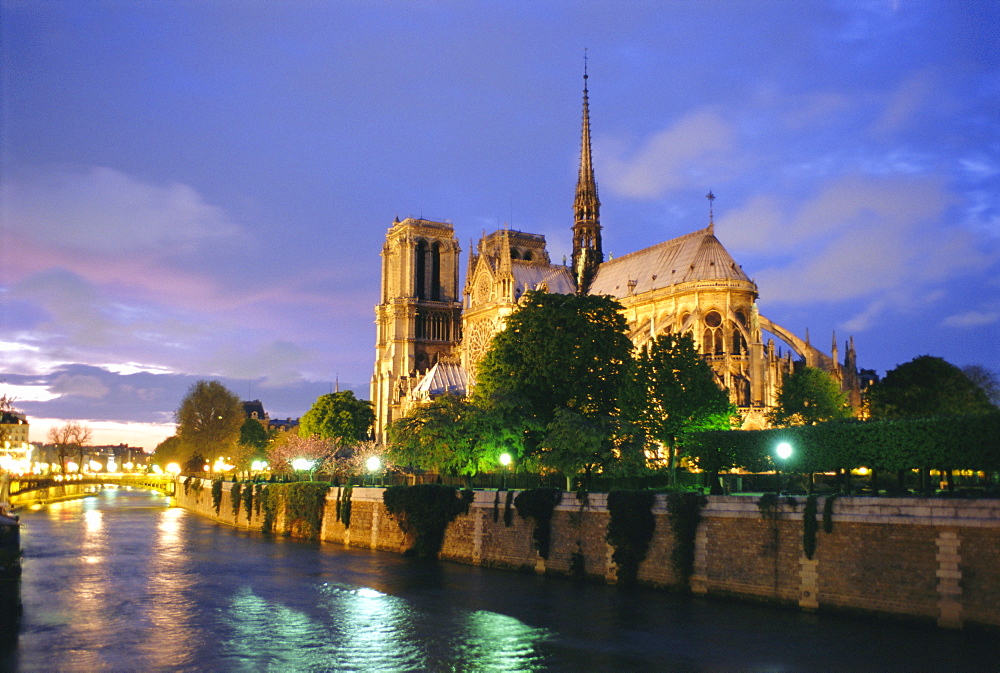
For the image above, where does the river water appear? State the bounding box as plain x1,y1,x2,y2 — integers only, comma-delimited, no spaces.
1,487,997,672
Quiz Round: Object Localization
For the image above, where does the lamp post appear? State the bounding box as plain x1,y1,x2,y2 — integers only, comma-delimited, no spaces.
775,442,793,494
292,458,314,481
366,456,381,487
498,452,512,491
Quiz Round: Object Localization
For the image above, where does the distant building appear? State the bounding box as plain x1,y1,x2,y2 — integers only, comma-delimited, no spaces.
372,71,864,439
0,411,29,448
267,418,299,434
242,400,269,424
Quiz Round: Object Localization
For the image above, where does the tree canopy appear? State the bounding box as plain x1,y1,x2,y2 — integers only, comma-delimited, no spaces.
299,390,374,442
867,355,995,419
386,394,505,477
769,365,852,426
473,291,632,432
175,380,244,463
624,333,735,478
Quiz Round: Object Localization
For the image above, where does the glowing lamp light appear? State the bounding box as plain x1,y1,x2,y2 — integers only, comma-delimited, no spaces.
292,458,314,472
366,456,381,472
775,442,793,461
499,453,512,467
251,460,268,472
88,460,102,472
152,464,164,475
166,463,182,476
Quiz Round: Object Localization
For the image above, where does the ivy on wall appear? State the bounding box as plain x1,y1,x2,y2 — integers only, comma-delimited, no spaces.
284,482,328,540
211,478,223,515
664,491,707,589
822,494,837,534
230,482,242,518
802,494,818,560
606,490,656,586
242,482,254,523
382,484,474,557
514,488,563,560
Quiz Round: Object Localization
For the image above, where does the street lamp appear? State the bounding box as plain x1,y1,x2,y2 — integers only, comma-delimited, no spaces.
292,458,315,481
498,452,512,490
775,442,793,493
366,456,381,487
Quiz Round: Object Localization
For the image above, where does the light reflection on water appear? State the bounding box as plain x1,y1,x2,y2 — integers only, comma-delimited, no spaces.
3,488,998,672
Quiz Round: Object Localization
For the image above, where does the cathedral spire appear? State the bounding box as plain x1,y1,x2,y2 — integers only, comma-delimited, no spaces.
572,50,603,295
706,190,716,234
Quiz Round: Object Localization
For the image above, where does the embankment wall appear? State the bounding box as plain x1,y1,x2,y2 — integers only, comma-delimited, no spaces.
173,479,1000,630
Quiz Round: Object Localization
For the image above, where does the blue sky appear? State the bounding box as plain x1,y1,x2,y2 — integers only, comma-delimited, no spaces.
2,1,998,450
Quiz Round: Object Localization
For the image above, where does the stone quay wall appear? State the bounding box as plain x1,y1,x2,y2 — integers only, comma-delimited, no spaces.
173,480,1000,630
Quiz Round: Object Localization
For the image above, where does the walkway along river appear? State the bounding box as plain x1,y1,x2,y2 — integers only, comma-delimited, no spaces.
2,486,998,672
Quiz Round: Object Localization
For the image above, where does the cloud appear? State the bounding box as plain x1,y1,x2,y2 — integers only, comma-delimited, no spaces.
49,374,111,399
602,107,735,198
1,165,243,256
942,310,1000,328
871,69,935,137
740,174,997,310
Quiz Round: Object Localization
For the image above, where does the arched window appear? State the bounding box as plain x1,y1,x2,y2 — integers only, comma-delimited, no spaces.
430,242,442,301
522,251,533,261
415,240,427,300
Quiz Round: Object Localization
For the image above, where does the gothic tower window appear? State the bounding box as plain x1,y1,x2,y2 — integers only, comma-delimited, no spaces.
415,239,427,299
431,241,442,301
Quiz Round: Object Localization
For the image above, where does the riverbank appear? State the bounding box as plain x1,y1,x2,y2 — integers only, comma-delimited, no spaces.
173,478,1000,631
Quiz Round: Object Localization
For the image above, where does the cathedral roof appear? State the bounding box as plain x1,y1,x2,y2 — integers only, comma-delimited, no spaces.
511,262,576,296
412,361,468,398
588,226,751,298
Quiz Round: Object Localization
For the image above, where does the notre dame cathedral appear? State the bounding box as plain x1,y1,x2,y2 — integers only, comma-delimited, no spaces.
371,71,863,440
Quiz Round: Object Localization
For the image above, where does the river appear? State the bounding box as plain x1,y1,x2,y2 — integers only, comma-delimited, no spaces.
1,487,997,672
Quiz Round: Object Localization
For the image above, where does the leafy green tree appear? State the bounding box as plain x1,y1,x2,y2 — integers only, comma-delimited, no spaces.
537,407,614,489
473,291,632,442
299,391,374,442
867,355,995,419
386,394,500,478
625,334,735,481
175,380,244,465
769,365,853,426
239,417,271,450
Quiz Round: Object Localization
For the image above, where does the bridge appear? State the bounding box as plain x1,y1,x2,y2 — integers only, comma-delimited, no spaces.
2,473,176,510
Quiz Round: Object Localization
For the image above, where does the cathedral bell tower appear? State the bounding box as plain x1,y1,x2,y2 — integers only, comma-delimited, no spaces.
572,59,603,294
371,217,462,439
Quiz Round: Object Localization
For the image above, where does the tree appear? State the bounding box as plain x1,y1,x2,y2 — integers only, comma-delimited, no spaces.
625,334,735,481
537,407,615,489
473,291,633,439
299,391,374,442
769,365,853,427
962,365,1000,407
266,433,337,475
175,380,244,466
867,355,995,419
386,394,499,478
47,421,92,472
152,435,186,469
